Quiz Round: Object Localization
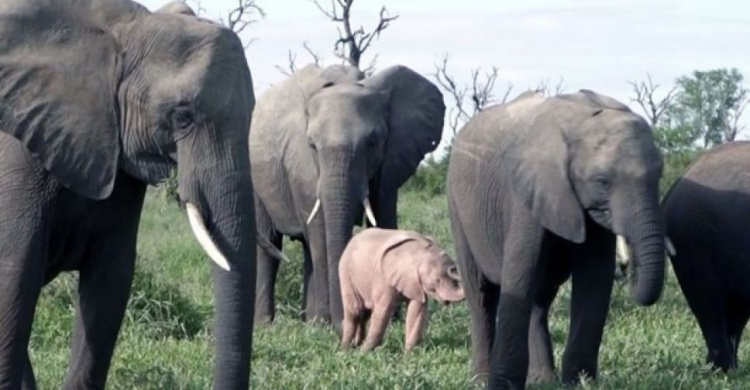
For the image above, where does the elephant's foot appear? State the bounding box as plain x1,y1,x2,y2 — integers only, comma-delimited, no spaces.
488,374,525,390
526,368,557,384
706,350,737,372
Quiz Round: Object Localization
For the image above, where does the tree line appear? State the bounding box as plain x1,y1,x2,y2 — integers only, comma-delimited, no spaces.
168,0,748,201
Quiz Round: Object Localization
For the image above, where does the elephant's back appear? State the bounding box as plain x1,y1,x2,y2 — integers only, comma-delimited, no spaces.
664,141,750,274
665,142,750,211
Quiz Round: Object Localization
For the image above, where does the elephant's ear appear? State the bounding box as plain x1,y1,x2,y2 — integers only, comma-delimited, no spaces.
0,4,121,199
378,232,427,303
363,66,445,188
156,1,197,15
506,97,587,243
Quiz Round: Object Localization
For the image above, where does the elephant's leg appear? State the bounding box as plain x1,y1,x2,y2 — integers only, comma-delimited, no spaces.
560,229,615,384
361,297,398,351
306,223,330,324
528,245,571,385
726,299,749,369
340,312,358,350
255,199,282,324
527,283,562,384
339,272,360,350
673,255,733,371
63,233,137,387
488,243,540,390
0,254,44,389
0,166,49,388
254,232,282,324
451,214,498,379
301,240,317,322
404,300,428,352
22,354,36,390
353,309,370,347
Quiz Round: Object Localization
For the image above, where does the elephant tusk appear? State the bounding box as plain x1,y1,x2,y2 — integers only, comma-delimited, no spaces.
306,199,321,225
665,236,676,257
363,198,377,227
257,235,291,263
616,235,631,267
185,203,231,271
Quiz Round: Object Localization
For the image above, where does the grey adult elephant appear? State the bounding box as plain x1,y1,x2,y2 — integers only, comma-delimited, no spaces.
663,141,750,372
250,64,444,330
0,1,256,388
448,90,667,389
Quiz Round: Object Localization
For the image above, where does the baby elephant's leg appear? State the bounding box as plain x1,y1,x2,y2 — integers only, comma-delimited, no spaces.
341,311,359,350
340,280,363,350
353,309,370,347
405,300,428,352
361,297,398,351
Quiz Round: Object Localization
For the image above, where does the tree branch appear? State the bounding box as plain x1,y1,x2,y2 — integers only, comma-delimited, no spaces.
432,54,510,136
311,0,397,71
628,74,676,127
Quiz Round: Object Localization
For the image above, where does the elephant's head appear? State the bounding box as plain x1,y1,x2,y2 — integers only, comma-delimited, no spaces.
507,90,666,305
378,233,465,304
417,256,465,305
300,64,444,224
0,0,255,386
287,64,444,319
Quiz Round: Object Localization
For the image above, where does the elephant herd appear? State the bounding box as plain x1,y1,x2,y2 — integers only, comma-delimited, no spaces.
0,1,747,389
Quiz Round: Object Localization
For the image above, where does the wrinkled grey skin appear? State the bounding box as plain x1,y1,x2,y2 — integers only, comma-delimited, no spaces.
0,1,256,388
448,90,666,389
250,64,444,331
663,141,750,372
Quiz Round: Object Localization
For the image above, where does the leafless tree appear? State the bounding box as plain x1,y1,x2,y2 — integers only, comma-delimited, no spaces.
180,0,264,48
724,95,749,141
311,0,398,74
536,77,566,97
275,42,323,76
432,54,513,136
628,74,676,127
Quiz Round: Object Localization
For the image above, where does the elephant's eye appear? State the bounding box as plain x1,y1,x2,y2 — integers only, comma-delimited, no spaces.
593,175,611,190
171,106,195,130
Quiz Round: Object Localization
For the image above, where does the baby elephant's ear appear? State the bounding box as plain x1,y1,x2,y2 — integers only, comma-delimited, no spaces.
378,233,426,303
446,263,461,280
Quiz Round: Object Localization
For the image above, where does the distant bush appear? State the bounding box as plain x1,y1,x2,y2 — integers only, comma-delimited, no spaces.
660,150,703,199
401,150,450,197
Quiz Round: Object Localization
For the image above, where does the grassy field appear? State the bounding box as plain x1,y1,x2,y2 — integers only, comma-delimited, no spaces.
29,189,749,389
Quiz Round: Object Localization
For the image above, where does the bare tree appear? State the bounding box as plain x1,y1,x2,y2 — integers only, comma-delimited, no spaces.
628,74,676,127
725,97,749,141
180,0,264,48
536,77,566,97
275,42,323,76
311,0,398,74
432,54,513,136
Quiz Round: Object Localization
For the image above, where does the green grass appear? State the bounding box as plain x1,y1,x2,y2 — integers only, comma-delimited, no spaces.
29,189,749,389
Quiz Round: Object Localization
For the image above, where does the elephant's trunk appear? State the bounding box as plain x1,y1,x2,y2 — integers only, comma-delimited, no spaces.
620,187,665,306
178,139,256,388
318,147,364,331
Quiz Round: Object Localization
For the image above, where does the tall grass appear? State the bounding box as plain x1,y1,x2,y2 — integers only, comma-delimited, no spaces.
28,186,748,389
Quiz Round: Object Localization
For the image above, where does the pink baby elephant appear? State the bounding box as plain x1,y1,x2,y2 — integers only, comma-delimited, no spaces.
339,228,465,352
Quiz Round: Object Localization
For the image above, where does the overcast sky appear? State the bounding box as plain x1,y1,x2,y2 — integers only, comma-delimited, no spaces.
140,0,750,149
